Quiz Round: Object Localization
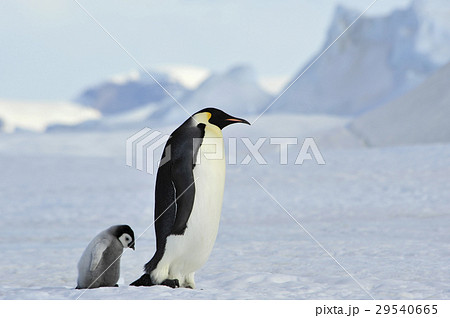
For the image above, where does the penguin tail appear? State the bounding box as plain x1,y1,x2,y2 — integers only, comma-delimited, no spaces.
130,274,154,287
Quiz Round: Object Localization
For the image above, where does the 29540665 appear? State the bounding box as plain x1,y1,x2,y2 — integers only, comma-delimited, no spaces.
376,304,438,315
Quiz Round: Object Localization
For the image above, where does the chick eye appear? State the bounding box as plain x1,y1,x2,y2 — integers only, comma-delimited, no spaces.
126,237,130,241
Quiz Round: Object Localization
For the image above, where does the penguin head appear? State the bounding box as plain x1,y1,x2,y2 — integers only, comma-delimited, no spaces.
193,108,250,129
111,225,135,250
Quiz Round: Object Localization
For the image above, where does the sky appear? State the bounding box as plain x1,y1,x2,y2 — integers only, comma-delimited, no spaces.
0,0,411,101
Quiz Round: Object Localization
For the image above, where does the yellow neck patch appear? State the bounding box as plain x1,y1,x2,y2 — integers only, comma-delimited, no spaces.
193,112,212,124
192,111,223,137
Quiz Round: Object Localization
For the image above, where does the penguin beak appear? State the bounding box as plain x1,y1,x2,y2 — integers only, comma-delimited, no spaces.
225,117,250,125
130,242,135,250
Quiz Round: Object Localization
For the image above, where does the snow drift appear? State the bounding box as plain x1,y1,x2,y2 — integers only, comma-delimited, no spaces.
0,100,101,133
348,61,450,147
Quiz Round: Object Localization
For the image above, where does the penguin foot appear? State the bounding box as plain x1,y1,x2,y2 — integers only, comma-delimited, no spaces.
130,274,180,288
161,279,180,288
130,274,154,287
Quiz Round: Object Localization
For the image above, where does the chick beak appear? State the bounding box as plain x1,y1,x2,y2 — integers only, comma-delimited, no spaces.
130,242,135,250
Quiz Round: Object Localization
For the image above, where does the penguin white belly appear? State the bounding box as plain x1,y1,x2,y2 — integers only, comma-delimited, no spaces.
152,129,225,286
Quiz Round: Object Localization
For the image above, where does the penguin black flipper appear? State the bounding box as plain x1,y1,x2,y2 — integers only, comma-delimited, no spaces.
164,122,205,236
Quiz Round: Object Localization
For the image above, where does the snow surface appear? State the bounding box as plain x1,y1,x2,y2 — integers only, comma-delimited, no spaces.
1,114,449,299
0,100,101,133
349,61,450,146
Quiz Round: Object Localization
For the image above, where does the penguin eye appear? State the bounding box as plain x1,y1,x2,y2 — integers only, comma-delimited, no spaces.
126,237,130,241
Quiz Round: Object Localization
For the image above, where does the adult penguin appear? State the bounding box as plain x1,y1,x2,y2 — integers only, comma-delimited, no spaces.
131,108,249,288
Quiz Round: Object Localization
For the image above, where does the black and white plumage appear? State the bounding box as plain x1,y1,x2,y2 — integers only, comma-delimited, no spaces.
131,108,249,289
76,225,135,289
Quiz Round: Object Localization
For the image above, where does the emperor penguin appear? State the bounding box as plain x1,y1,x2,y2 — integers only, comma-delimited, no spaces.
131,108,249,289
76,225,135,289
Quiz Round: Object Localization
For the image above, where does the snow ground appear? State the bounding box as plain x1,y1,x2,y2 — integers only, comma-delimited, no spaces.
0,122,449,299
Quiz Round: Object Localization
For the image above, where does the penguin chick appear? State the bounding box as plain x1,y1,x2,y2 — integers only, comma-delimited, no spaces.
76,225,135,289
